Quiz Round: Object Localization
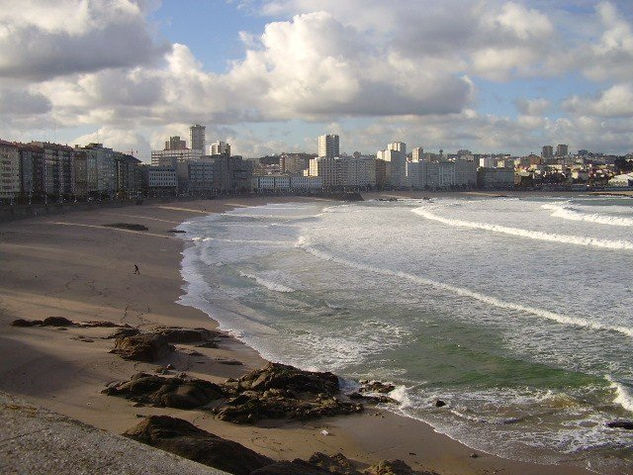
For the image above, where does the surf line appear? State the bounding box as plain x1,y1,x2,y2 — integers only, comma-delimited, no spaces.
412,207,633,251
296,240,633,339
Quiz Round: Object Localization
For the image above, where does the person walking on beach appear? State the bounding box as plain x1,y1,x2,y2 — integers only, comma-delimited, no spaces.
133,264,140,275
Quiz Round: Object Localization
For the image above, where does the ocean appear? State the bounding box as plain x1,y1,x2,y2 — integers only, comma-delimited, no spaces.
177,195,633,473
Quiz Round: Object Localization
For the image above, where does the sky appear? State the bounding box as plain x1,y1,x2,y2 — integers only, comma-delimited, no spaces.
1,1,633,161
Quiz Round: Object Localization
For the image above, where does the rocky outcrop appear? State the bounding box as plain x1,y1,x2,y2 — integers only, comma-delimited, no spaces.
365,460,416,475
215,389,362,424
124,416,423,475
103,373,224,409
348,380,397,405
215,363,362,424
42,316,75,326
236,363,340,396
308,452,361,474
10,317,128,329
110,333,174,362
250,459,331,474
123,416,273,475
103,223,148,231
10,319,42,327
155,327,221,345
607,420,633,430
106,327,141,339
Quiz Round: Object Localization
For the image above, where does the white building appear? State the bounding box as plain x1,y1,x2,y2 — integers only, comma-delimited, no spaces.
411,147,423,161
309,156,343,187
407,159,476,189
290,176,323,190
317,134,339,158
252,175,291,191
210,140,231,156
0,140,21,199
378,142,407,187
342,156,376,187
608,173,633,187
151,148,202,167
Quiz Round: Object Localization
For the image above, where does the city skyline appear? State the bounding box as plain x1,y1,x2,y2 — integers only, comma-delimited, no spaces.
1,1,633,160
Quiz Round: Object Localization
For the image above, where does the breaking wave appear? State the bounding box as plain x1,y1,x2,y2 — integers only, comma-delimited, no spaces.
606,376,633,413
238,271,296,293
412,207,633,251
297,239,633,339
542,204,633,227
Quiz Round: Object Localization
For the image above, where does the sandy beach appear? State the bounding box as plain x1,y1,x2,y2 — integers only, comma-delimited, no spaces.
0,196,593,474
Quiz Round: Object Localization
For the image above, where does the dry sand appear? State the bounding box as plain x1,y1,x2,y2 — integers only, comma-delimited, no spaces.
0,196,592,474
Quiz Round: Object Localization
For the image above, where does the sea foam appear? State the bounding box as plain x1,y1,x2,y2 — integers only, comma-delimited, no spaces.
412,207,633,251
542,204,633,227
297,241,633,339
606,376,633,413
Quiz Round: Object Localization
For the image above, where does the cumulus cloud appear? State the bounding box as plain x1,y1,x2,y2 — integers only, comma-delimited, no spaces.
564,83,633,118
581,1,633,81
2,0,633,157
0,88,51,115
73,126,151,155
516,98,550,116
0,0,169,80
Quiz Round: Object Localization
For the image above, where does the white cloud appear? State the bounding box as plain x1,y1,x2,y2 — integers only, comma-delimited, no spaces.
0,0,169,80
516,98,550,116
581,1,633,81
564,83,633,118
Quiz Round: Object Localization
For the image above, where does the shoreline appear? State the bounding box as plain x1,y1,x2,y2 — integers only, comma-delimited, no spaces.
0,195,593,474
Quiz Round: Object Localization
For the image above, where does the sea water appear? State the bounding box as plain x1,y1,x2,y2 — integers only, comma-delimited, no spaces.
177,195,633,473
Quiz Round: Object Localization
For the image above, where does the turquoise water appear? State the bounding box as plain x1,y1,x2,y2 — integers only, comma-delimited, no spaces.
178,196,633,473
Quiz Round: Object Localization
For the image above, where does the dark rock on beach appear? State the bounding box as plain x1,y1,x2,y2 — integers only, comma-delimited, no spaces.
155,326,220,345
103,372,225,409
365,459,417,475
237,362,340,396
42,316,75,327
434,400,447,408
10,318,43,327
125,415,424,475
250,459,332,474
215,389,362,424
103,223,148,231
124,415,273,475
360,381,395,394
106,327,141,339
308,452,361,474
214,362,363,424
110,333,174,362
607,420,633,430
79,320,121,328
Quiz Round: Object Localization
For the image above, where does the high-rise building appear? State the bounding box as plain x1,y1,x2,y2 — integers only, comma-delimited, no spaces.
411,147,423,161
0,140,21,199
165,136,187,150
556,144,568,157
210,140,231,156
542,145,553,159
317,134,339,158
378,142,407,187
387,142,406,155
190,124,206,152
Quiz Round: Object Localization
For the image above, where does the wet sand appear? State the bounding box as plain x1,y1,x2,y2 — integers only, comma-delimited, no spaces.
0,196,592,474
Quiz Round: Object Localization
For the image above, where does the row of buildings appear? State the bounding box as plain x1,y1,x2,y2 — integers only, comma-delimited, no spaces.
257,136,505,191
0,140,141,201
3,127,631,201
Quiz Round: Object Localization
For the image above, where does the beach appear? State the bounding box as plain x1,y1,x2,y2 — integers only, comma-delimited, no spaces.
0,196,594,474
